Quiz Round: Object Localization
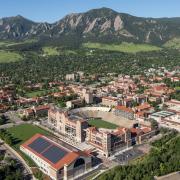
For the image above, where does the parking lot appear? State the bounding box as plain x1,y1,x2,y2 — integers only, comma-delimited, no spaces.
113,148,144,165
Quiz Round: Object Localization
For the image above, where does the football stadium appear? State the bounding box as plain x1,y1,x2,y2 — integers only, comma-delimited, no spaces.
48,106,154,157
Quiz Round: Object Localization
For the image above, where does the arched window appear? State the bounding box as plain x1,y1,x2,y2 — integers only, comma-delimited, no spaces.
74,158,85,168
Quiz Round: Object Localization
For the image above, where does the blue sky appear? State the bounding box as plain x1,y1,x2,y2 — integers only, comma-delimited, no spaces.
0,0,180,23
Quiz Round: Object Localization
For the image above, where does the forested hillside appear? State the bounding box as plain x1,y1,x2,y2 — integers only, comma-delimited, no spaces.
97,132,180,180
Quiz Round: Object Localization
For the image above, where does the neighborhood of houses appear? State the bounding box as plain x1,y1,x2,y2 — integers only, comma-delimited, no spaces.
0,66,180,179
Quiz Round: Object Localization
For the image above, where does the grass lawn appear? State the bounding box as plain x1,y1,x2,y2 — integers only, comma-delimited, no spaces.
7,124,51,166
88,118,118,129
25,87,60,98
25,89,47,98
83,42,162,53
0,50,22,63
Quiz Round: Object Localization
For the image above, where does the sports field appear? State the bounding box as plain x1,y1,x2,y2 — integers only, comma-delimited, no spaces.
88,118,118,129
7,124,51,148
7,124,51,166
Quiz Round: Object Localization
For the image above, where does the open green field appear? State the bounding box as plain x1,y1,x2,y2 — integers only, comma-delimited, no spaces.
0,50,22,63
42,46,60,56
88,118,118,129
7,124,51,149
0,41,9,46
83,42,162,53
25,87,59,98
0,39,37,48
42,46,77,56
164,38,180,49
7,124,51,166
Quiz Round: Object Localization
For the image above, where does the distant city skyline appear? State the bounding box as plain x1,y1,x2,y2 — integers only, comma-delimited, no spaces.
0,0,180,23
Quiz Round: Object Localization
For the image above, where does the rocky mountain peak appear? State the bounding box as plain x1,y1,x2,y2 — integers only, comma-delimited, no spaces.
0,8,180,45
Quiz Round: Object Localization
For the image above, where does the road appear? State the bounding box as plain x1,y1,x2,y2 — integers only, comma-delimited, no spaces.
0,111,33,129
0,139,34,179
0,123,15,129
4,110,23,125
75,164,105,180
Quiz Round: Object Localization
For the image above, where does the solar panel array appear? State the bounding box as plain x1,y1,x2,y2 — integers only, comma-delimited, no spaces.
28,137,68,164
28,137,51,153
42,145,68,163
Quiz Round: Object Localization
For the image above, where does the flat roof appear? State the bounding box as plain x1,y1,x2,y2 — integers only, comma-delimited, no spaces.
151,111,175,118
28,137,68,164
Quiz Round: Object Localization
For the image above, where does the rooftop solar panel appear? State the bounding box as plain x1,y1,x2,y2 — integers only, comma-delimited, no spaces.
28,137,51,153
42,145,68,164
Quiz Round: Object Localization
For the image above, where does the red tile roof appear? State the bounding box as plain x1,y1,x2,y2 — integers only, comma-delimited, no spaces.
35,105,50,111
141,127,151,134
113,128,128,135
135,111,145,117
102,96,118,101
115,105,133,113
136,103,151,111
21,134,89,170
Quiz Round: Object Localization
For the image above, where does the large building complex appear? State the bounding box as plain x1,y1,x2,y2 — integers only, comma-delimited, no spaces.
48,106,155,157
86,127,131,157
102,96,120,107
48,106,88,142
20,134,92,180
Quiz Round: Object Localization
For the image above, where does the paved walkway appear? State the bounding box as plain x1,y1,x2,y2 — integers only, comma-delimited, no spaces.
155,172,180,180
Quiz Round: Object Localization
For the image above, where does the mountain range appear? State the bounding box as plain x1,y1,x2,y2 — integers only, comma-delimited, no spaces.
1,7,180,45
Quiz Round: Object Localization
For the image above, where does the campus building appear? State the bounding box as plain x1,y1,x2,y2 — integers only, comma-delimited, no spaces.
48,106,155,157
20,134,92,180
48,106,88,142
102,96,120,107
66,99,84,109
86,127,131,157
65,74,76,81
114,105,134,120
22,105,50,118
83,92,93,104
130,127,156,144
150,110,180,132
